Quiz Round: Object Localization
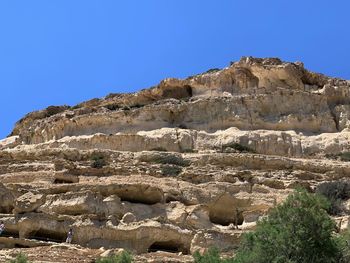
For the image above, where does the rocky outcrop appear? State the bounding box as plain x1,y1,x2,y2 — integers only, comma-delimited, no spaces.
1,57,350,262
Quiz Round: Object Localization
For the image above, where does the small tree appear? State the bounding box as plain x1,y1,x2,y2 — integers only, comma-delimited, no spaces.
234,189,342,263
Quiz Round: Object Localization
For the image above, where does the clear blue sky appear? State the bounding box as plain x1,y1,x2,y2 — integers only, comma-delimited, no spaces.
1,1,350,139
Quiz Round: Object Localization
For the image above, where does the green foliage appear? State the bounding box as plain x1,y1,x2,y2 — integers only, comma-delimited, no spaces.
326,152,350,162
193,248,234,263
340,152,350,161
90,154,107,169
337,229,350,263
152,154,190,167
9,253,30,263
316,181,350,215
233,189,342,263
204,68,221,74
96,251,133,263
160,164,183,176
221,143,255,153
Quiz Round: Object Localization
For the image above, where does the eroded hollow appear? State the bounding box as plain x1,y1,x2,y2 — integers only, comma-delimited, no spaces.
15,244,30,248
148,241,189,254
53,178,74,184
116,186,163,205
120,196,158,205
29,229,66,243
209,210,244,226
0,205,14,214
1,229,19,238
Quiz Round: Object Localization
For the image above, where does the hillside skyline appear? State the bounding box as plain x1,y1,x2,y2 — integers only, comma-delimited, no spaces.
1,0,350,139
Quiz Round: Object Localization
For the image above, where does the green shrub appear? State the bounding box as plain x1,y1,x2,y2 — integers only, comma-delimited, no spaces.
152,154,190,167
316,181,350,215
96,251,133,263
234,189,342,263
326,152,350,162
9,253,30,263
338,229,350,263
193,247,234,263
104,104,120,111
221,143,254,153
340,152,350,161
161,164,183,176
91,154,107,169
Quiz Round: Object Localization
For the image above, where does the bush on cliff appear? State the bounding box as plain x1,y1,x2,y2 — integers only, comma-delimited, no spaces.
194,189,344,263
9,253,30,263
233,189,342,263
90,154,107,169
316,180,350,215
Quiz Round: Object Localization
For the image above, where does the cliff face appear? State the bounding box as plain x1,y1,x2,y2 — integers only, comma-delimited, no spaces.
0,57,350,262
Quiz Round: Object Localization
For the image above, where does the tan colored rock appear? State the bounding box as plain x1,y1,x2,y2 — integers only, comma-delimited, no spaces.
14,192,45,214
1,57,350,261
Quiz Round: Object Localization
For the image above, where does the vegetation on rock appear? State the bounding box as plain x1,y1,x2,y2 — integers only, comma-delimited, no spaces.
95,251,133,263
194,189,348,263
316,180,350,215
90,154,107,169
8,253,30,263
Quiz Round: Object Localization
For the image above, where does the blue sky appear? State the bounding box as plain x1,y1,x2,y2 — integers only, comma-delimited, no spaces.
1,1,350,139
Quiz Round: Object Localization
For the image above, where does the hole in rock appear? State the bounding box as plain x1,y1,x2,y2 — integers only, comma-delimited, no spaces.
15,244,30,248
0,206,14,214
148,241,189,254
184,85,193,97
120,196,159,205
1,229,19,238
165,195,180,203
53,178,74,184
29,229,66,243
209,209,244,226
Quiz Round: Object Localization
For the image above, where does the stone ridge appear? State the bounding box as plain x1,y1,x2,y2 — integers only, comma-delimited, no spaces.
0,57,350,262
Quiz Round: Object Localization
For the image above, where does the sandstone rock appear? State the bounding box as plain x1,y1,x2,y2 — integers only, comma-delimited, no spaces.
121,213,136,224
14,192,45,214
1,57,350,261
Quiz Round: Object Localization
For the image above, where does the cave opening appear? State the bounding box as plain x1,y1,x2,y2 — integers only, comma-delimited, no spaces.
29,229,66,243
209,210,244,226
53,178,74,184
184,85,193,97
148,241,188,254
14,244,30,248
165,195,180,203
0,206,14,214
1,229,19,238
120,196,158,205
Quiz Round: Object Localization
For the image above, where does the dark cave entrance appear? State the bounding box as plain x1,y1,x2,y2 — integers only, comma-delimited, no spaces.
0,205,14,214
53,178,75,184
1,229,19,238
28,229,66,243
209,210,244,226
148,241,189,254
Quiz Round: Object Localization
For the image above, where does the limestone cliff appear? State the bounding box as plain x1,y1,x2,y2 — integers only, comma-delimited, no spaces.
0,57,349,262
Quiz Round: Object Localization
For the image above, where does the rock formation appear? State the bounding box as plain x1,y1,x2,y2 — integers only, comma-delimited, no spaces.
1,57,350,262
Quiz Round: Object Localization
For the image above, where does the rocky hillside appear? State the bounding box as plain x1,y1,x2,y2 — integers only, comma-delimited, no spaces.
1,57,350,262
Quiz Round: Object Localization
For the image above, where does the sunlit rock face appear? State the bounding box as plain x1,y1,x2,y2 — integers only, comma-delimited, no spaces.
1,57,350,262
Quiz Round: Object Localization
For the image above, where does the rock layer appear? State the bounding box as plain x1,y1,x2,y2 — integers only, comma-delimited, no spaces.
1,57,350,262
